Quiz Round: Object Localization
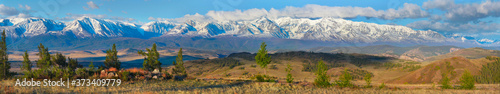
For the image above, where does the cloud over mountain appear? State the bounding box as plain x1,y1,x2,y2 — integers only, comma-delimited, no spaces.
84,1,100,10
0,4,20,16
151,4,429,22
407,20,500,33
423,0,500,23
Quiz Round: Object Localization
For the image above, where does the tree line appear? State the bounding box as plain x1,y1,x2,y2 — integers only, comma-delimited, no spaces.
0,30,187,80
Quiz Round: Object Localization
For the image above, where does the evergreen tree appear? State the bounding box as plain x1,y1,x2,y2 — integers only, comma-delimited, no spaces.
88,60,95,71
440,73,452,89
172,48,187,77
460,70,475,89
338,68,353,87
104,44,120,69
364,73,373,88
36,43,51,69
314,60,330,87
21,50,32,71
0,30,9,79
476,58,500,84
138,43,161,71
285,64,294,83
255,42,271,75
51,53,66,68
68,57,81,71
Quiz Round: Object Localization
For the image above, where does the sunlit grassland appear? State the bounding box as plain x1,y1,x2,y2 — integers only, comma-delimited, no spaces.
1,79,499,94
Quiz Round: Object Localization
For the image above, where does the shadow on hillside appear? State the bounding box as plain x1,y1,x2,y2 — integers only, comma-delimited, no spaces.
226,51,396,66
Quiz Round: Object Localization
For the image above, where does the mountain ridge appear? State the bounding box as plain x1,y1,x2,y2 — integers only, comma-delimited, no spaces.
0,17,449,43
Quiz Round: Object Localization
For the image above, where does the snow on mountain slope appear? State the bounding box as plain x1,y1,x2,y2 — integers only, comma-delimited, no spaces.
140,21,176,35
0,18,65,38
156,17,446,43
63,17,143,38
0,17,451,43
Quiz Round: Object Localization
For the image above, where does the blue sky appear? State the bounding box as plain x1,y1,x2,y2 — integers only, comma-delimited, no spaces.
0,0,499,40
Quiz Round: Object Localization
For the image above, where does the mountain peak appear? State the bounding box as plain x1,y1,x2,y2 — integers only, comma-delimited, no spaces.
0,16,459,45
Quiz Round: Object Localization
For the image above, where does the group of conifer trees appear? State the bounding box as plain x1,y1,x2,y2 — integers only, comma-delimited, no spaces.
138,43,187,79
139,43,186,77
0,30,187,80
22,43,83,79
475,56,500,84
16,42,187,80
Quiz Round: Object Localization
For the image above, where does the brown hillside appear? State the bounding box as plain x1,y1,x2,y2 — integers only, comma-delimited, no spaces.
388,56,495,84
425,47,500,62
175,51,397,82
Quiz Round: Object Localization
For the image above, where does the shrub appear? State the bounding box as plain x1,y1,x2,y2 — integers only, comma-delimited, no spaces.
190,58,243,69
269,65,278,70
403,65,422,71
485,56,499,60
239,67,245,70
254,74,275,82
242,71,249,75
61,67,75,79
285,64,294,83
75,68,89,79
379,83,386,89
336,68,353,88
440,73,452,89
302,61,344,72
364,73,372,88
341,68,372,80
381,62,403,70
23,71,36,78
163,70,173,80
460,70,475,89
121,71,130,81
475,58,500,84
250,65,257,68
224,73,231,77
314,60,330,87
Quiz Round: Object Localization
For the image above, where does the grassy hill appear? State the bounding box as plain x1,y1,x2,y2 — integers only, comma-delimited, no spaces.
309,45,462,62
399,46,461,62
388,56,496,84
173,51,398,82
425,47,500,62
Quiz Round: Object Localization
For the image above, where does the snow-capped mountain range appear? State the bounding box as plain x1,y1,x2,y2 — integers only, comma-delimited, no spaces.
0,16,456,43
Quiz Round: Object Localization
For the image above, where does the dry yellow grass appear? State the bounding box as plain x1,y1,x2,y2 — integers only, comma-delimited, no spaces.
1,79,498,94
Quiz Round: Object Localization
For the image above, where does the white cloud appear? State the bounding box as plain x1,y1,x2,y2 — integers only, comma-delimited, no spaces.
206,8,269,21
423,0,500,23
85,1,100,10
56,13,136,22
83,6,89,10
111,16,136,21
57,13,108,20
19,4,31,10
429,15,442,21
407,20,500,33
379,3,429,20
153,4,429,22
149,13,214,23
6,13,32,19
422,0,455,10
0,4,20,16
15,13,31,18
